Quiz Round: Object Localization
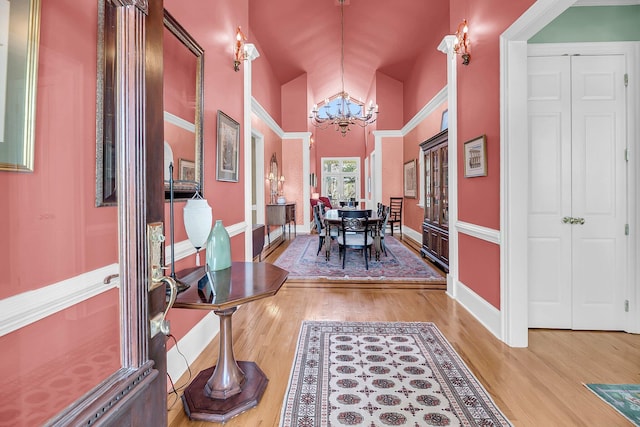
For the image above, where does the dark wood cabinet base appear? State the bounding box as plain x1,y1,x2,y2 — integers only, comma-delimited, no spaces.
182,361,269,423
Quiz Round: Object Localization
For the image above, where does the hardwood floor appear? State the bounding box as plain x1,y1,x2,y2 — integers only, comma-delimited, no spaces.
167,240,639,426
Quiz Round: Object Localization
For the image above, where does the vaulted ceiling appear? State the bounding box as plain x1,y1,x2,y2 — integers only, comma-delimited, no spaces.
249,0,450,105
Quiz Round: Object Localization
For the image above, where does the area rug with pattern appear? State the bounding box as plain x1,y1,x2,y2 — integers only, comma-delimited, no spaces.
273,235,445,283
585,383,640,426
280,321,512,427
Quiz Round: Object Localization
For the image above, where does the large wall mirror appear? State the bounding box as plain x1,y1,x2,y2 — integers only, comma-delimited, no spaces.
96,7,204,206
162,10,204,200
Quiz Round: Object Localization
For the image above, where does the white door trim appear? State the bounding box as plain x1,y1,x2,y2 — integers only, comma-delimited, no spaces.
501,0,639,346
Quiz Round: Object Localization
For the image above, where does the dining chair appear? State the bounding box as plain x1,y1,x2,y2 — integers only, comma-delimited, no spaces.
388,197,403,238
313,204,337,256
338,209,373,269
318,196,333,209
312,205,325,255
377,205,390,257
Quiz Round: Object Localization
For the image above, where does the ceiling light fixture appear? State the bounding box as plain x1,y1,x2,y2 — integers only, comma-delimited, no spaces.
454,19,471,65
309,0,378,137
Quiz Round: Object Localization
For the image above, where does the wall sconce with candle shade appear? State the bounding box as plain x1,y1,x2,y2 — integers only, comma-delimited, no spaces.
277,176,286,204
234,26,247,71
454,19,471,65
267,172,276,204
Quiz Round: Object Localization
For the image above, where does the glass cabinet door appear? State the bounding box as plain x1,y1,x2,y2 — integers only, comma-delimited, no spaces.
424,150,432,220
432,149,440,225
441,145,449,227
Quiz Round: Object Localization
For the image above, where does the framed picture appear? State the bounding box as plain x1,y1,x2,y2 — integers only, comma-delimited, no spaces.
440,109,448,131
216,110,240,182
464,135,487,178
178,158,196,181
403,159,417,198
0,0,41,172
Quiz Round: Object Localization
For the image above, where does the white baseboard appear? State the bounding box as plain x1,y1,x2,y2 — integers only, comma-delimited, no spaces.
452,278,503,341
167,312,219,386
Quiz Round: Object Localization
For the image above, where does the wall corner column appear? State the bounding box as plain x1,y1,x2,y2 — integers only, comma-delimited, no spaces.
243,43,260,260
438,35,459,300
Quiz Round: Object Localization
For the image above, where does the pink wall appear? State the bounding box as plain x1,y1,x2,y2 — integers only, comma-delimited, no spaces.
375,72,404,130
451,0,536,307
0,0,117,300
281,139,304,224
403,29,448,122
251,37,283,125
381,137,404,204
281,74,308,132
165,0,247,230
459,234,501,307
402,104,448,233
163,25,197,122
252,113,283,210
162,0,251,348
313,125,368,200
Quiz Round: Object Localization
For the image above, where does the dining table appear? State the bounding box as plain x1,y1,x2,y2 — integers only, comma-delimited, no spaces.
323,208,383,262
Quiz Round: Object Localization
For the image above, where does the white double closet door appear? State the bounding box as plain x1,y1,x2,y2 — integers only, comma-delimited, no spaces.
528,53,628,330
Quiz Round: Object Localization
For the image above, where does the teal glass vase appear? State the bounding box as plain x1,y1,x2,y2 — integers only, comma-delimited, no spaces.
206,220,231,271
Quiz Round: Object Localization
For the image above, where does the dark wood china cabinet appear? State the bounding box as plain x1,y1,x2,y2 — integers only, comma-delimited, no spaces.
420,129,449,272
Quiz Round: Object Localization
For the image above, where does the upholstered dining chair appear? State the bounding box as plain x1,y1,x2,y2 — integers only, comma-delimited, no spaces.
338,209,373,269
318,196,333,209
388,197,403,238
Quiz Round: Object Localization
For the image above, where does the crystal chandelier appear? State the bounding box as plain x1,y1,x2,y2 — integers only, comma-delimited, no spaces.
309,0,378,137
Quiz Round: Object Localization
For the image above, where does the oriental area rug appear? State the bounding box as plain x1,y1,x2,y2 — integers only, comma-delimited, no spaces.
273,235,445,284
280,321,513,427
585,383,640,426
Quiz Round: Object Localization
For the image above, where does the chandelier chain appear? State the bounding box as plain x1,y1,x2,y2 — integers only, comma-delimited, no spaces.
340,1,345,97
309,0,378,137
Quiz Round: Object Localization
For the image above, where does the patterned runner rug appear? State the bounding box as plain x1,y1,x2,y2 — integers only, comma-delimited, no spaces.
273,235,445,283
280,321,512,427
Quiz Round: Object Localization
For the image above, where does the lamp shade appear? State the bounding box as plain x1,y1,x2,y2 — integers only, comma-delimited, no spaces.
183,198,212,249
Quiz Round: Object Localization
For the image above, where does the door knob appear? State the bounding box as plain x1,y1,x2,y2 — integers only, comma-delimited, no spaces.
562,216,585,225
147,222,178,337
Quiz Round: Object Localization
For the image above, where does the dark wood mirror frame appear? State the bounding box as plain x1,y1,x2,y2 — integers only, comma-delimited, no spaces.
162,10,205,200
96,6,204,206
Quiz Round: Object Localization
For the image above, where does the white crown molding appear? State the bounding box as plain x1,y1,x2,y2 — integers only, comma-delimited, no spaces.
401,86,447,136
251,97,285,138
371,129,403,138
164,111,195,133
283,131,311,140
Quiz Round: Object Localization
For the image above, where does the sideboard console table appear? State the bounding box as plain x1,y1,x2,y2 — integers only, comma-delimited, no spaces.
266,203,296,245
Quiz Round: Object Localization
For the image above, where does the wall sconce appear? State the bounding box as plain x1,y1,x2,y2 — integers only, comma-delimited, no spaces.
234,26,247,72
267,172,276,204
278,175,285,196
454,19,471,65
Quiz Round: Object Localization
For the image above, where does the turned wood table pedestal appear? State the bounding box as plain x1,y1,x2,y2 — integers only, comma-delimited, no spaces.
173,262,288,423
